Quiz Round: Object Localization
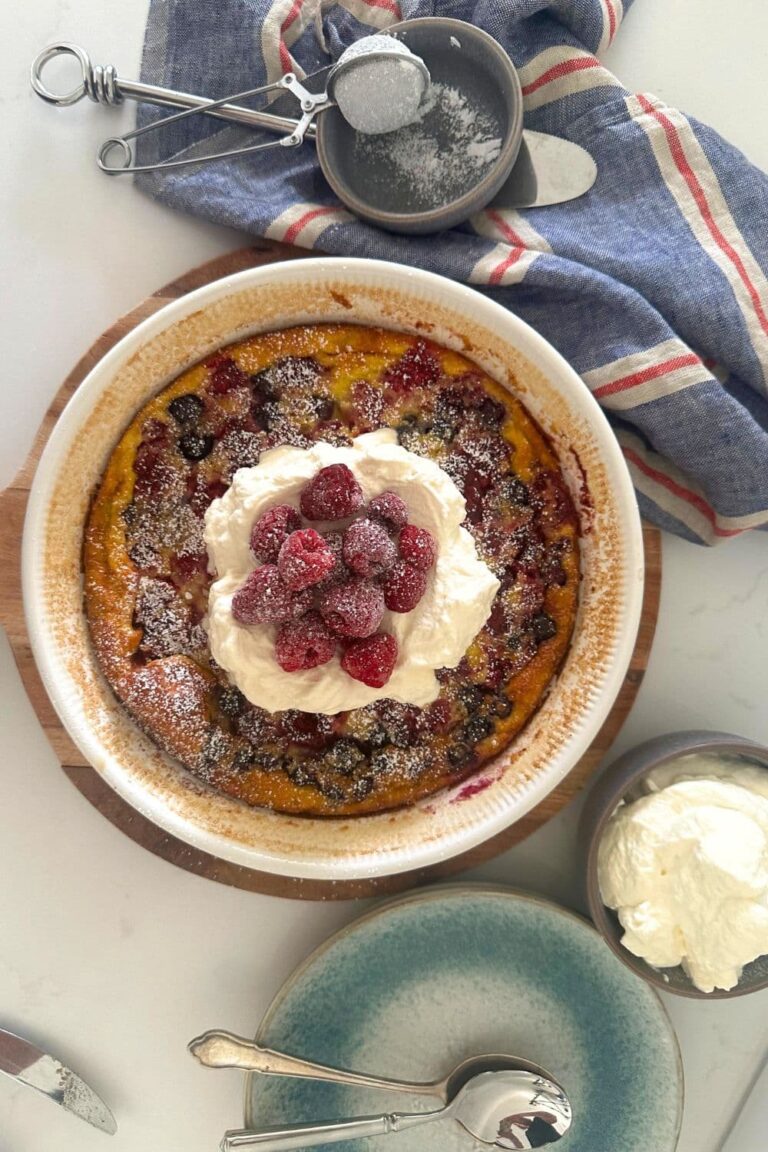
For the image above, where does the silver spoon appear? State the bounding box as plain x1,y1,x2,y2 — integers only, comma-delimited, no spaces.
220,1068,572,1151
189,1028,538,1103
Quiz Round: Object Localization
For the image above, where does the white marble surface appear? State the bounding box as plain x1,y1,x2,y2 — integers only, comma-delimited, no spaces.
1,2,767,1150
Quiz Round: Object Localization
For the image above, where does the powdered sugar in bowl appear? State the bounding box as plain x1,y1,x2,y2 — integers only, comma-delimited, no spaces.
317,18,524,234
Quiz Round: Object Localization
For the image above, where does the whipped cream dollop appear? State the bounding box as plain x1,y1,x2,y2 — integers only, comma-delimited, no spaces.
204,430,499,715
598,753,768,992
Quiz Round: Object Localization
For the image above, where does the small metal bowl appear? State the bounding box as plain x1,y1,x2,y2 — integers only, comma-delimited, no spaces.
580,730,768,998
316,17,523,234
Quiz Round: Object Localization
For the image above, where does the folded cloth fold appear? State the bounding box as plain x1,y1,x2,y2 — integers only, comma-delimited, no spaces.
136,0,768,544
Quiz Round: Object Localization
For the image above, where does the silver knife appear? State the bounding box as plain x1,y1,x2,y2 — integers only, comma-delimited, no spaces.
0,1027,116,1134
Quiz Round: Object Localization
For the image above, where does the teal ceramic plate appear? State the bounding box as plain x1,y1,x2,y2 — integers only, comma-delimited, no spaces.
246,886,683,1152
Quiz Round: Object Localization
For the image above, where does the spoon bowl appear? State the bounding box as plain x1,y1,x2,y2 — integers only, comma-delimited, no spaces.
452,1069,572,1147
451,1073,571,1147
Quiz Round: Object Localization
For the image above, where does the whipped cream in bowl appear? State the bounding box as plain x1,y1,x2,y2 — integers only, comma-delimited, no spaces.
204,430,500,715
588,741,768,996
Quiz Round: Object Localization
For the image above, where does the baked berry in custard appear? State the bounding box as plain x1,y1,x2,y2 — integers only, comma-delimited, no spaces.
83,324,580,816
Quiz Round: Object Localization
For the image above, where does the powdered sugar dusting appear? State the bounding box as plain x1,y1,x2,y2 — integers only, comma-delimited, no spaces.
134,577,207,659
354,82,502,211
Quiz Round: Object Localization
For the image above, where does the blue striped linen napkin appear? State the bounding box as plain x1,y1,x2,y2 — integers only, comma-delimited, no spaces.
136,0,768,544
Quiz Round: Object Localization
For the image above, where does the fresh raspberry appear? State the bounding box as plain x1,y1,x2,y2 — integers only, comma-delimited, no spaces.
275,611,337,673
250,504,302,562
383,561,428,613
343,519,397,578
383,340,441,395
300,464,363,521
319,578,385,638
277,529,336,591
398,524,438,570
341,633,398,688
368,490,409,531
231,565,311,625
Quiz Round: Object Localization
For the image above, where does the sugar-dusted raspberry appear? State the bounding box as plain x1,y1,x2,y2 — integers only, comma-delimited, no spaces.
383,340,441,395
278,708,333,746
319,578,385,638
463,465,493,525
383,561,428,613
348,380,384,430
169,549,208,587
367,490,409,531
341,633,398,688
398,524,438,571
315,530,346,588
417,697,453,736
207,355,249,394
132,444,170,500
277,529,336,591
275,611,337,672
250,504,302,562
343,519,397,578
141,417,171,444
190,476,228,518
231,565,311,625
300,464,363,521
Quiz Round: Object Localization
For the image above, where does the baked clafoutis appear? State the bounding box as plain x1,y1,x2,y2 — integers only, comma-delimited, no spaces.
84,324,580,816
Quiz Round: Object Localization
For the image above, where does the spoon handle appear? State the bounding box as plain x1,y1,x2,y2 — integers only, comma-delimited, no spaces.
221,1107,442,1151
189,1030,442,1099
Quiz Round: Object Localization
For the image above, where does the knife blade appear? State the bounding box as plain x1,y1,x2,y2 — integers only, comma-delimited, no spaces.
0,1027,116,1134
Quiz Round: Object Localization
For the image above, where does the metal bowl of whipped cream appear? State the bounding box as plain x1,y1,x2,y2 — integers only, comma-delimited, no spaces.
580,731,768,998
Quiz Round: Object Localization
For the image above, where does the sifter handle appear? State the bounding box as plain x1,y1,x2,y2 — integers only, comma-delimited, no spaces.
31,42,317,139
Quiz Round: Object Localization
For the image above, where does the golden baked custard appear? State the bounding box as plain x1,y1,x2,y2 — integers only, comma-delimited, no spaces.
84,324,580,816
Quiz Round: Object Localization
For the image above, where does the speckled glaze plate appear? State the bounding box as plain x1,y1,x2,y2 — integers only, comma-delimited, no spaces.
246,886,683,1152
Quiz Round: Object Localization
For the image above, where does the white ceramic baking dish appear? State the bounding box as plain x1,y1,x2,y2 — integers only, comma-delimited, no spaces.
23,258,644,880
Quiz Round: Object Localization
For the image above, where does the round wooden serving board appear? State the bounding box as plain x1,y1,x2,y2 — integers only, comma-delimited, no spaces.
0,242,661,900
